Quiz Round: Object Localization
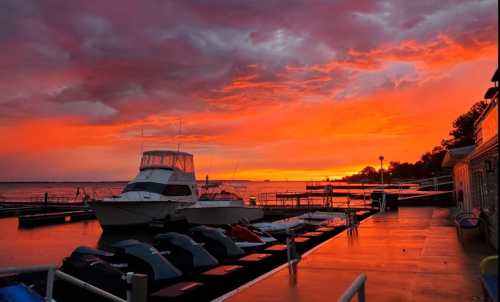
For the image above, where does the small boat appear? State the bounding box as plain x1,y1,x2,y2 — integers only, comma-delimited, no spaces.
253,220,306,235
297,211,346,221
89,150,198,229
245,224,277,244
224,224,266,249
178,190,263,225
297,211,346,226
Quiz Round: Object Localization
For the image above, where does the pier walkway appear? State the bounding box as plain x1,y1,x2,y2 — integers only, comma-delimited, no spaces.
224,207,495,302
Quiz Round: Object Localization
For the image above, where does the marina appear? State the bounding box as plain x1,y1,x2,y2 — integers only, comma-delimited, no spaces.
0,3,497,301
0,203,374,302
0,175,487,302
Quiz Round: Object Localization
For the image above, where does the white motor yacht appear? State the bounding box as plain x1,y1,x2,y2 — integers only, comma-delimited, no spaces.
89,150,198,229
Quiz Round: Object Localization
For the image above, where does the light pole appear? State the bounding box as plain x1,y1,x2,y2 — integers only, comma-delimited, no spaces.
379,155,384,185
379,155,385,213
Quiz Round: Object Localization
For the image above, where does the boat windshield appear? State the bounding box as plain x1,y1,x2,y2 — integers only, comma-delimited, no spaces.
140,151,194,173
198,191,243,201
122,182,192,196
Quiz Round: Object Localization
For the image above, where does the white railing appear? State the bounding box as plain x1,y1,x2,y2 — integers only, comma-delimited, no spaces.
0,265,146,302
337,273,367,302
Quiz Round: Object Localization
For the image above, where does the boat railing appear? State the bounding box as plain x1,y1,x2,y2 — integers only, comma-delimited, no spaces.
337,273,367,302
0,265,147,302
256,192,372,209
29,195,75,204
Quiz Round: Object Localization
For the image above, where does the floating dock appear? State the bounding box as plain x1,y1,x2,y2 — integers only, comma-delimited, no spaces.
18,209,95,227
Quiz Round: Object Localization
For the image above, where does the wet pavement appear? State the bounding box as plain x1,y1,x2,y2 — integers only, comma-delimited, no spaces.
225,207,495,302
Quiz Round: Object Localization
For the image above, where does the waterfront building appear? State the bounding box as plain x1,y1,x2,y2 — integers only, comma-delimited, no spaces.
442,68,498,249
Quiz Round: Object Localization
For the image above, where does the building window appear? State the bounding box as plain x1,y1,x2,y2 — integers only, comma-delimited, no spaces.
162,185,192,196
472,171,485,208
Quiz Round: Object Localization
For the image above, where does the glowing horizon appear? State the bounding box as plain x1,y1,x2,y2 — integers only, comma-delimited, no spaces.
0,1,497,181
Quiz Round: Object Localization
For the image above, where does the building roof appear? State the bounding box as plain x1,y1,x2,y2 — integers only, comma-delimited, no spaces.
441,145,475,168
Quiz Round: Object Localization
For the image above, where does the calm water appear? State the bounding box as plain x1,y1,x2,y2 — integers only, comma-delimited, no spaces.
0,181,311,203
0,181,368,267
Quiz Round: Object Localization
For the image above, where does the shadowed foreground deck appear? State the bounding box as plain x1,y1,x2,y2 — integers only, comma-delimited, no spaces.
225,207,494,302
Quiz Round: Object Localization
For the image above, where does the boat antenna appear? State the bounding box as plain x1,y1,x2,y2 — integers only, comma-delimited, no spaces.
140,127,144,154
177,118,182,152
231,161,239,181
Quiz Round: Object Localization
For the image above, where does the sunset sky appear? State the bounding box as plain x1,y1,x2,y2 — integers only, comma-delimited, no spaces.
0,0,498,181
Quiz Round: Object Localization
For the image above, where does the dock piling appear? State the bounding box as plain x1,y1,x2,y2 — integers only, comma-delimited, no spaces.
125,272,148,302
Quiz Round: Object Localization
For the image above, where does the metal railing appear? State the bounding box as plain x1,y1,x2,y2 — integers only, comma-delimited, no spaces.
0,265,146,302
337,273,367,302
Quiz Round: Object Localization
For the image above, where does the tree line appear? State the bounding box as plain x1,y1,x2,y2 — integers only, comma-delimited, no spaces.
341,101,488,183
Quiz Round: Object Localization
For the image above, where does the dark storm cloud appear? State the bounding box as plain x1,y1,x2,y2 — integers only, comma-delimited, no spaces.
0,0,497,125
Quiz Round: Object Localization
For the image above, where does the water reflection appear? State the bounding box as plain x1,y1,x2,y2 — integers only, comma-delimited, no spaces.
346,225,359,247
288,260,299,286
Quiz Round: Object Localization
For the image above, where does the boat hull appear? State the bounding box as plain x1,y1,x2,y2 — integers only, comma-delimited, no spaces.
179,207,264,225
89,201,193,228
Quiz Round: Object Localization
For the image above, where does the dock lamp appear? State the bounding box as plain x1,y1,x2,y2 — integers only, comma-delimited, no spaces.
379,155,384,185
379,155,386,213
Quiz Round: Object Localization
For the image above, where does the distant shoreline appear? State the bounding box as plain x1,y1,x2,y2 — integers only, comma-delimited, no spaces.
0,179,255,184
0,179,342,184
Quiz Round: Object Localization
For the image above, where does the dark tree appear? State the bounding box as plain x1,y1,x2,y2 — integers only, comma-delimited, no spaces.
342,166,379,182
441,100,488,149
342,101,487,182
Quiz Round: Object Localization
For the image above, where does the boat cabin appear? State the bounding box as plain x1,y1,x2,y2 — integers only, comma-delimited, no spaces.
118,150,197,199
198,191,243,201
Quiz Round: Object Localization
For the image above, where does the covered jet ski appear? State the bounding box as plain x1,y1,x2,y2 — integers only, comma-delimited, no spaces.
154,232,219,273
60,253,126,298
112,240,182,285
72,246,115,260
189,226,245,261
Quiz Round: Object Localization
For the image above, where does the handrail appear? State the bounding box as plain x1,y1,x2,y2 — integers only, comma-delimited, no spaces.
337,273,367,302
0,265,138,302
55,270,127,302
0,265,57,302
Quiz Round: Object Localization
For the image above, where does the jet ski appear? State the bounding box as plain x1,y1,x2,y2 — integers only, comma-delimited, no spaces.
59,253,127,300
69,241,183,291
154,232,219,273
188,226,245,261
111,240,182,288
